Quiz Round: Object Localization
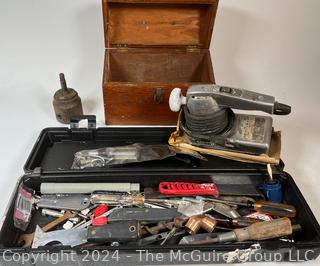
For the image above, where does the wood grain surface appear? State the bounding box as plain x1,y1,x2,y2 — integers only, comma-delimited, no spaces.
102,0,218,125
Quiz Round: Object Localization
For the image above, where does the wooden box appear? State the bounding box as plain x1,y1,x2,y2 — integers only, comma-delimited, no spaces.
102,0,219,125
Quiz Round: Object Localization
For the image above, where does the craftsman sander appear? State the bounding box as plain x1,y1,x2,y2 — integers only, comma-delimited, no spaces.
169,85,291,155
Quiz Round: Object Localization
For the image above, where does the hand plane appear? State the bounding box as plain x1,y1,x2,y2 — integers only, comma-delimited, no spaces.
169,85,291,155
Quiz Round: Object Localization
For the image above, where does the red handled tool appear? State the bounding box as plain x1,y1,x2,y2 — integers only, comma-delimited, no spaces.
159,182,219,196
92,216,108,226
92,205,109,217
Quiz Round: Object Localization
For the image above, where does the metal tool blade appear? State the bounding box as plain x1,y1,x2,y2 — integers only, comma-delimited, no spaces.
204,202,240,219
179,233,218,245
38,194,91,211
32,225,87,248
108,208,180,223
177,202,205,217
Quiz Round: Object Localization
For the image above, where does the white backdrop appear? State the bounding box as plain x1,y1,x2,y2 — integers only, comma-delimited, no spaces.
0,0,319,264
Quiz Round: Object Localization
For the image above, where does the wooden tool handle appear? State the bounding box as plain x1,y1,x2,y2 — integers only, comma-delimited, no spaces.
234,218,293,241
42,211,76,232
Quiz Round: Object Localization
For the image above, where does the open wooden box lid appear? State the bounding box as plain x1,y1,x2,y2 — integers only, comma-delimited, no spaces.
102,0,219,49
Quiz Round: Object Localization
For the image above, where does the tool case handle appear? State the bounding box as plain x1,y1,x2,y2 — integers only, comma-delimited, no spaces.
70,115,96,129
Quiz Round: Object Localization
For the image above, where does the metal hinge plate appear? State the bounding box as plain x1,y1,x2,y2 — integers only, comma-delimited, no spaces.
70,115,96,130
186,45,200,52
116,44,129,52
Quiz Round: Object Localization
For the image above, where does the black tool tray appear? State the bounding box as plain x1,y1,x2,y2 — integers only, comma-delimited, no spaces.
0,116,319,264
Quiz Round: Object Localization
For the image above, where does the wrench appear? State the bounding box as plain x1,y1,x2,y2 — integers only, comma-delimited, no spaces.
37,194,91,211
18,211,77,248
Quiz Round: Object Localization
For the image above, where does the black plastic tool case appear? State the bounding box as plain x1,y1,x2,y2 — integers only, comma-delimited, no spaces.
0,117,319,265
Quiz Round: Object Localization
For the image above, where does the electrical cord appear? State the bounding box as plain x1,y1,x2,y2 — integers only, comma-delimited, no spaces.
183,106,235,136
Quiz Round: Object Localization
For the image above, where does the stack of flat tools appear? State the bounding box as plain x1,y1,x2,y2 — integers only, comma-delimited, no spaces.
15,180,300,248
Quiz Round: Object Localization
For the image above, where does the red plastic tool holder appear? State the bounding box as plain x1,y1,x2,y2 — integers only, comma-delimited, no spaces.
92,216,108,226
92,205,109,217
159,182,219,196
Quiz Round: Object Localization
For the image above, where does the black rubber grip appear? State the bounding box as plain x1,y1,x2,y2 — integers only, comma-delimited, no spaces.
274,102,292,115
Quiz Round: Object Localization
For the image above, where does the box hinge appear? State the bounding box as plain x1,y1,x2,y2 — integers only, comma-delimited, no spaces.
116,44,129,52
186,45,200,53
70,115,96,130
70,115,96,141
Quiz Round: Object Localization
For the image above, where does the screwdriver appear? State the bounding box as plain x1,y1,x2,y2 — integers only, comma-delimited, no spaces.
192,218,301,245
214,217,260,228
196,196,296,218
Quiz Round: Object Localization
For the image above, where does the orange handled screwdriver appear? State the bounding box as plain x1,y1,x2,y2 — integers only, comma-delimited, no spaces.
197,197,296,218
